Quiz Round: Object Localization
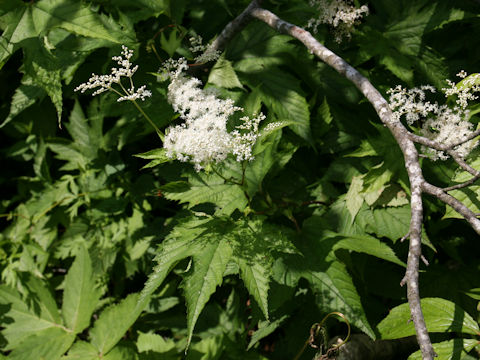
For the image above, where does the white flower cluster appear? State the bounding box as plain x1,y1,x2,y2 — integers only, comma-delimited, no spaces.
189,35,221,64
307,0,369,43
161,58,265,171
388,72,480,160
74,46,152,102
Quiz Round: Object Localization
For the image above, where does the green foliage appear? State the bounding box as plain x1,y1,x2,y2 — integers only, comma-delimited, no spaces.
1,0,480,359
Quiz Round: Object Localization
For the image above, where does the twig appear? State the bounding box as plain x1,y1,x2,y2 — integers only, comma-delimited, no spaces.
422,181,480,234
407,128,480,152
443,173,480,192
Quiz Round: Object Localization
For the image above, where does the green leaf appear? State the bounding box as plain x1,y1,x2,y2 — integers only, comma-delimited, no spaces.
23,274,62,324
23,39,63,124
90,293,142,355
1,76,45,128
333,234,406,267
136,332,176,353
0,0,135,70
237,259,270,320
32,0,135,44
134,148,171,169
0,285,64,350
345,176,365,222
61,341,98,360
254,69,311,143
444,186,480,219
309,261,374,338
208,56,243,89
378,298,480,339
408,339,478,360
66,101,100,160
247,315,288,350
183,239,233,348
163,171,248,216
138,216,213,309
357,206,410,242
62,245,101,333
8,327,75,360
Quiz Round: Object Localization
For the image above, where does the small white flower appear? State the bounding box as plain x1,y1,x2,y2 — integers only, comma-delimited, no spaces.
388,73,480,160
160,58,264,170
307,0,369,43
75,45,151,102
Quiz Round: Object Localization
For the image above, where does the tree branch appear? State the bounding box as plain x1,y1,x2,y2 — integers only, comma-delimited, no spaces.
422,181,480,234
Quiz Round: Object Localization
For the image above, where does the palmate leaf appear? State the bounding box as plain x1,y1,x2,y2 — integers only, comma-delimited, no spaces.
0,0,135,69
183,238,234,348
377,298,480,339
62,245,101,334
163,171,248,216
138,215,215,309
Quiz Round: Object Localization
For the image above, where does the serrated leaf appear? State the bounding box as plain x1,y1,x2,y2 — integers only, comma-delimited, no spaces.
163,171,248,216
0,285,64,350
408,339,478,360
309,261,374,338
444,186,480,219
22,274,62,324
237,64,311,143
90,293,142,355
134,148,171,169
0,0,135,69
208,56,243,89
103,344,138,360
183,239,233,348
136,332,176,353
237,259,270,320
345,176,364,221
23,39,63,124
334,234,405,267
357,206,410,242
1,76,45,128
61,341,98,360
62,245,101,333
247,315,288,350
378,298,480,339
8,327,75,360
138,216,213,309
66,101,99,160
31,0,135,44
300,218,375,337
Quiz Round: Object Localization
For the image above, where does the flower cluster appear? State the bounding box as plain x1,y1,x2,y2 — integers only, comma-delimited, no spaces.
307,0,369,43
388,72,480,160
161,58,265,171
189,35,222,64
74,46,151,102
